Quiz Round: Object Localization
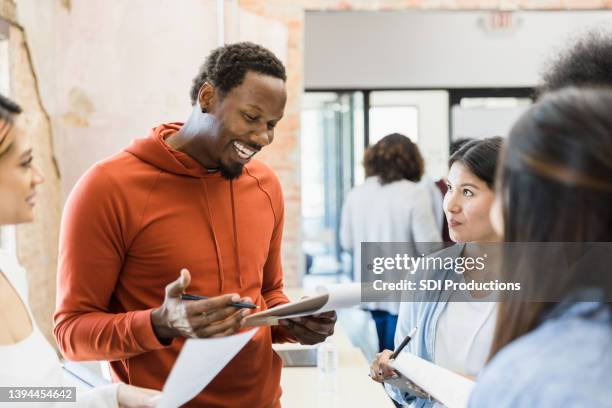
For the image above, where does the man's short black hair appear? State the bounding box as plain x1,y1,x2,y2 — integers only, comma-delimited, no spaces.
189,42,287,105
0,93,21,120
538,29,612,97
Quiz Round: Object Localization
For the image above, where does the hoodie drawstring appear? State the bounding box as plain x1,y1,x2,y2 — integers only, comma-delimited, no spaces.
230,180,244,288
199,178,225,291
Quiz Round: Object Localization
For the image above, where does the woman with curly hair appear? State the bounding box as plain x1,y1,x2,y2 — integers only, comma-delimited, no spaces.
340,133,441,352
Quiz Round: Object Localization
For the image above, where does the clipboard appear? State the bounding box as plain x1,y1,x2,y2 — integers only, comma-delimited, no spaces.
383,373,431,400
390,352,475,408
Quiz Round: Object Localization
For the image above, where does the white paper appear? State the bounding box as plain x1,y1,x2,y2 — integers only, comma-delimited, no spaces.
314,283,362,312
157,329,258,408
391,352,475,408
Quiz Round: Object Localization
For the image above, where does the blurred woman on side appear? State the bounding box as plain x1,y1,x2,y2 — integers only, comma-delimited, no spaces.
470,88,612,407
0,94,159,407
370,136,503,408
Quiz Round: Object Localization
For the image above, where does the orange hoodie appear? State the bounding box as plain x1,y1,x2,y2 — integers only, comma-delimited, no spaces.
54,123,294,407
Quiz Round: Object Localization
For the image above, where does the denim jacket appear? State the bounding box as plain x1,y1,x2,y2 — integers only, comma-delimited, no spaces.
469,300,612,407
384,244,466,408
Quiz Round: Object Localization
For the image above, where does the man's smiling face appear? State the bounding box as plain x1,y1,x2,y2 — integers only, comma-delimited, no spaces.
201,71,287,179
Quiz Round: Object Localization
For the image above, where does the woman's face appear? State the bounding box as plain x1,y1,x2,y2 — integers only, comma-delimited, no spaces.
443,162,499,243
0,120,44,225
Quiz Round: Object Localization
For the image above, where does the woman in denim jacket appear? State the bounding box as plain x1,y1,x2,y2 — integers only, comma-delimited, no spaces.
370,137,503,407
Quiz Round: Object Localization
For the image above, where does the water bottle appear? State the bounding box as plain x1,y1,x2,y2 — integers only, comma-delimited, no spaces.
317,337,338,394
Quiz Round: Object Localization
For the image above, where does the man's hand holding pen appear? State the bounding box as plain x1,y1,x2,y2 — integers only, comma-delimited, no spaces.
150,268,254,341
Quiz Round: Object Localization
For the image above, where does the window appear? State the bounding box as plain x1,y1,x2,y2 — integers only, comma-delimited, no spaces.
451,96,532,140
369,91,423,146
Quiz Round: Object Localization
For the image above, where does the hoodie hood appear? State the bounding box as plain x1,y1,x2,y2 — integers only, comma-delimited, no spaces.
126,122,244,290
125,122,213,178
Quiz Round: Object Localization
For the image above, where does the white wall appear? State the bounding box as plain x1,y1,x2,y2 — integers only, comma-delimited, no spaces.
305,10,612,89
18,0,219,200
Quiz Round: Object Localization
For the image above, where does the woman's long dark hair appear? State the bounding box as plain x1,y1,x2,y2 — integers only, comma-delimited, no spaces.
490,87,612,357
449,137,503,189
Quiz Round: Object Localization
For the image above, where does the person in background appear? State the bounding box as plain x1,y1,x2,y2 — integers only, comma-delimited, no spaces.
433,137,473,242
470,88,612,407
370,137,503,408
340,133,441,352
53,42,336,408
0,94,159,407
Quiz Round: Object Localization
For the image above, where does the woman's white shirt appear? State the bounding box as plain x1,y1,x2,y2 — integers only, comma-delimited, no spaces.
434,297,497,377
0,250,119,407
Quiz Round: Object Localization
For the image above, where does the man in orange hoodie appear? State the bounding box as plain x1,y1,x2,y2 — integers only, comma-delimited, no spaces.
54,42,336,407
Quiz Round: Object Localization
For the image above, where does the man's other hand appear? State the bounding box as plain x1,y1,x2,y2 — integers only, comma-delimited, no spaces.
278,311,337,345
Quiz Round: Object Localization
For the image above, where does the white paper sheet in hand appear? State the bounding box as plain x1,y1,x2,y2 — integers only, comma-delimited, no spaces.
391,352,475,408
157,329,258,408
313,283,362,313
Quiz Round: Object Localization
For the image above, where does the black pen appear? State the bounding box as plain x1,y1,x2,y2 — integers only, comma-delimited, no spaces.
390,326,418,360
369,326,419,380
180,293,257,309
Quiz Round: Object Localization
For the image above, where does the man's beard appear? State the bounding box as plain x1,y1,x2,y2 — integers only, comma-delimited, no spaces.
219,161,244,180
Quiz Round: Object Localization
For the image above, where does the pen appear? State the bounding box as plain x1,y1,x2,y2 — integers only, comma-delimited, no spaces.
390,326,418,360
370,326,418,380
180,293,257,309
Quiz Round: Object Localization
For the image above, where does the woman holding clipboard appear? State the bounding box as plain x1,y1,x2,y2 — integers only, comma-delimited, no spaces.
370,137,503,408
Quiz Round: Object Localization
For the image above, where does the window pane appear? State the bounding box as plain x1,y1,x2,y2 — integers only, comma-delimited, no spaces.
369,106,419,145
452,97,531,140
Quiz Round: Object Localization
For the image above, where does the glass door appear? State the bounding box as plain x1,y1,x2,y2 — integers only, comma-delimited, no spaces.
369,90,449,180
301,92,363,276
